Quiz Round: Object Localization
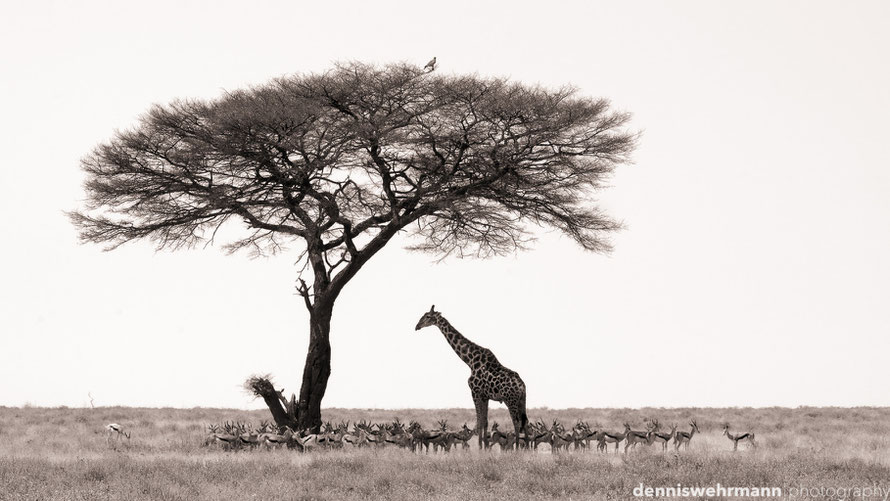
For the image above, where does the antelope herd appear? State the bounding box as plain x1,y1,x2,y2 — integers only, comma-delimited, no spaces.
196,418,756,454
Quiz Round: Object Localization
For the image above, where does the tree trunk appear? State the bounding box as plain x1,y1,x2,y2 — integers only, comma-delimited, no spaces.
260,389,299,430
296,300,333,432
245,375,299,430
253,227,405,432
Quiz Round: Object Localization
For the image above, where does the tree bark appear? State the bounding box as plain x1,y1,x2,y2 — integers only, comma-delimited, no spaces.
296,300,333,432
246,376,299,430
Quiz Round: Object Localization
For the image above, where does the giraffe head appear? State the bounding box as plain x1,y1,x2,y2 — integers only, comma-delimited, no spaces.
414,304,443,331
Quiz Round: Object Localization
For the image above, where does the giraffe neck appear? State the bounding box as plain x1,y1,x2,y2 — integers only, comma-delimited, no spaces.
434,317,481,367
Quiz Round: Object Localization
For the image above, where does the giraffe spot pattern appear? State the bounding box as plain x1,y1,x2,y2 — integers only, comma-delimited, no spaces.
417,309,529,447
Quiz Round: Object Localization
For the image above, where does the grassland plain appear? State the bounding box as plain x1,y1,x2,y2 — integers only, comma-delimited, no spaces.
1,406,889,500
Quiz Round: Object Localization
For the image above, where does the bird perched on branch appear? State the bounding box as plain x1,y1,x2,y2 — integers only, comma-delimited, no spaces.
424,57,437,72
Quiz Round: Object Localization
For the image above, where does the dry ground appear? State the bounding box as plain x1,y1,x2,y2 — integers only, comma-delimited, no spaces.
1,406,889,500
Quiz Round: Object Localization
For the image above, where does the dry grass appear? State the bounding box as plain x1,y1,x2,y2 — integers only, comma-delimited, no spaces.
1,406,889,500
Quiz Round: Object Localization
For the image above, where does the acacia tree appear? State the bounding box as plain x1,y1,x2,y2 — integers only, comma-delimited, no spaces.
71,62,636,431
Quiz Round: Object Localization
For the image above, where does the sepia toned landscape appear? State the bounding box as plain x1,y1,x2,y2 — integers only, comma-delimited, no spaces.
4,2,890,500
2,406,889,500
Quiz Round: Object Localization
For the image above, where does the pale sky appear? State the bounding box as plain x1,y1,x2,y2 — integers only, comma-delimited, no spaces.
1,0,888,410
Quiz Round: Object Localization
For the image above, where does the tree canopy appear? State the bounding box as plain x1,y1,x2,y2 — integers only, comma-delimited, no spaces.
73,62,633,279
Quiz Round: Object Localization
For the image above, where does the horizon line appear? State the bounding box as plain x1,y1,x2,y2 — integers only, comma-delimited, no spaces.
5,404,888,411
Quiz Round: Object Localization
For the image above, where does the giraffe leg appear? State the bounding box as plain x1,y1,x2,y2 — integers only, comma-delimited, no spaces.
473,393,489,450
508,414,521,452
508,393,529,451
507,404,525,451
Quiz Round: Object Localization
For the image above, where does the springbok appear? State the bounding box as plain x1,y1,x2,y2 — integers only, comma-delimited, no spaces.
429,420,455,452
528,421,553,451
342,425,369,447
489,422,513,451
653,423,678,452
208,423,240,450
387,421,415,450
356,421,383,448
239,421,270,448
600,426,627,453
723,423,756,451
568,422,590,451
451,423,476,450
577,422,606,452
623,422,656,453
412,422,444,453
549,421,574,453
674,420,700,450
317,422,344,449
296,429,322,451
573,422,606,452
104,423,130,445
260,426,294,449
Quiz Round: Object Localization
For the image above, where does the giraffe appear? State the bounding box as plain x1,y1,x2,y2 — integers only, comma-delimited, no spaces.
414,305,528,450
